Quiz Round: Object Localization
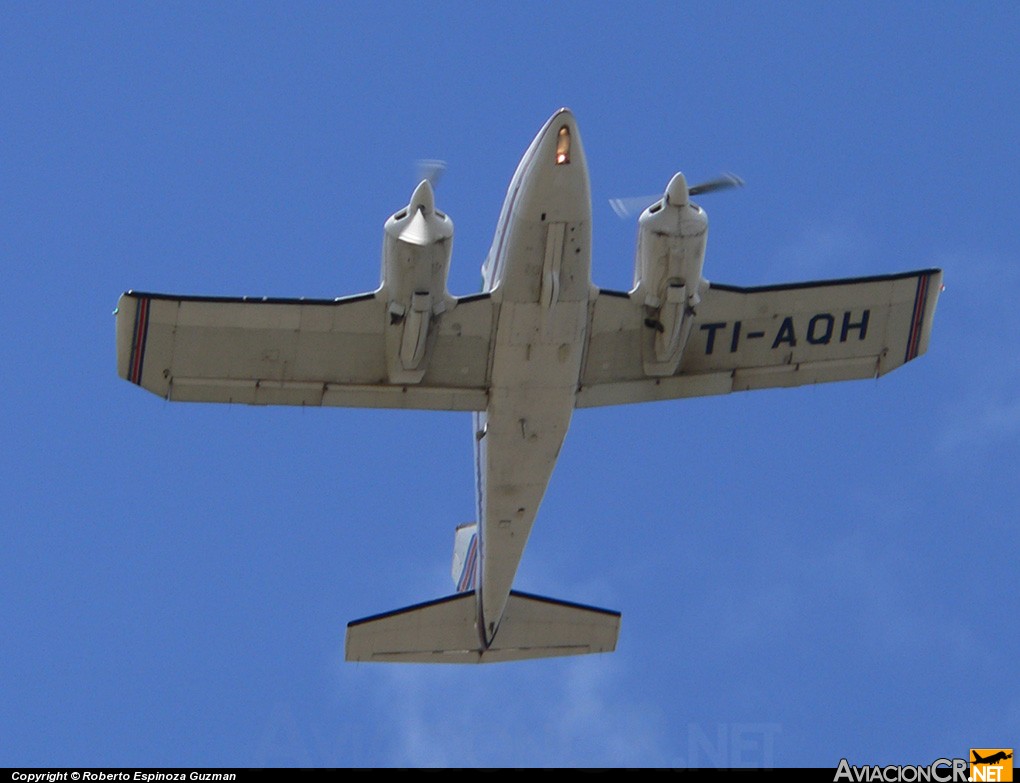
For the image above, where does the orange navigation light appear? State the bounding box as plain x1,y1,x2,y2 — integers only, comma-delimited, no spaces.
556,125,570,164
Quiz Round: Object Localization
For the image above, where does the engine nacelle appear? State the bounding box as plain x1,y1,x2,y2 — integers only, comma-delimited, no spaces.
380,179,455,384
632,173,710,377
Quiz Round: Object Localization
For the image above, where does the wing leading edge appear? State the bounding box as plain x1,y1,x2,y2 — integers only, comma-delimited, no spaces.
578,268,942,408
116,290,496,412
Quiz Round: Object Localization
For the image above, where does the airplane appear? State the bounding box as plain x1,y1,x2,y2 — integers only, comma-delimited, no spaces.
115,108,942,663
972,752,1013,765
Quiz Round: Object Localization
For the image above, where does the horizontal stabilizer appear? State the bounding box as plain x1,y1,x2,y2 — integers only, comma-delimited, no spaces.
345,591,620,664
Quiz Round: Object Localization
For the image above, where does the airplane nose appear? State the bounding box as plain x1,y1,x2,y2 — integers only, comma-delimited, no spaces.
513,108,589,223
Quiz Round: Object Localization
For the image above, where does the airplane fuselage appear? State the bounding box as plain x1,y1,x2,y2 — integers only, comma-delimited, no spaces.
473,109,593,644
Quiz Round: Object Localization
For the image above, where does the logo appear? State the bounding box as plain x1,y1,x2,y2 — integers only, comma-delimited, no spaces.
834,758,967,782
971,750,1013,782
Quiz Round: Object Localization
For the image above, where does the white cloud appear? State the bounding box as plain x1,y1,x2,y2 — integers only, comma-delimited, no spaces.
761,216,869,282
938,397,1020,453
921,250,1020,454
375,657,671,767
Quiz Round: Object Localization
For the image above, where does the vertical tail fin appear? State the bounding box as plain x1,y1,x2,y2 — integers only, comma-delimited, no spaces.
451,522,478,592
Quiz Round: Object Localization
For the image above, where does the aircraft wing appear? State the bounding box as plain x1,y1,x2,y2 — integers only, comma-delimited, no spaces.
115,290,495,411
577,268,942,408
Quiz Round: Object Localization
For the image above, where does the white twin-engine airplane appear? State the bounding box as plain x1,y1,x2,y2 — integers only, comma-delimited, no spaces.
116,108,941,663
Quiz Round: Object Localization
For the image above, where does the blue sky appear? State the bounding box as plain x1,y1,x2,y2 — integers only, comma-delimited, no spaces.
3,2,1017,767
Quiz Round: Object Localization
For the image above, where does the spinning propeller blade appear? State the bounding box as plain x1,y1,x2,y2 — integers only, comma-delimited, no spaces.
609,172,744,218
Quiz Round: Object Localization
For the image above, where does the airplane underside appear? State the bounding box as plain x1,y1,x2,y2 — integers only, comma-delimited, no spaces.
115,108,941,663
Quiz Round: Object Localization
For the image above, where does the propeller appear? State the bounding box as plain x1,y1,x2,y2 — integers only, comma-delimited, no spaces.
609,172,744,218
415,158,447,188
689,172,744,196
391,160,449,246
